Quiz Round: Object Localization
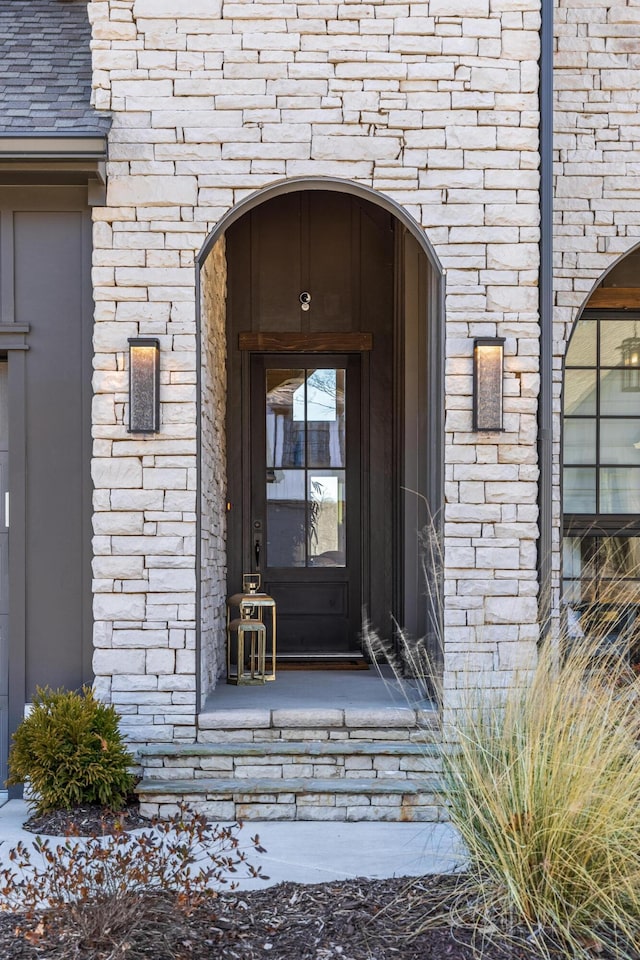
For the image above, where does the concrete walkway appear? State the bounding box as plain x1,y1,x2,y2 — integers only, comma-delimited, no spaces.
0,800,464,890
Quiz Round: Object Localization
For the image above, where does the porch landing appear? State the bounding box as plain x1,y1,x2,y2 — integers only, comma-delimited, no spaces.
137,668,445,823
201,665,433,717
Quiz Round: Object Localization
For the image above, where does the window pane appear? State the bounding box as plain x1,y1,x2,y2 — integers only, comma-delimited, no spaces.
308,471,346,567
600,419,640,465
600,320,640,367
307,369,346,468
566,319,596,367
562,536,640,662
266,370,305,469
266,469,306,567
564,369,596,416
597,537,640,580
564,419,596,464
599,467,640,514
600,369,640,416
564,467,596,513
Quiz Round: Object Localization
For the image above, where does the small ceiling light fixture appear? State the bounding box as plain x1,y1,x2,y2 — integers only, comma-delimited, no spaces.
473,337,505,432
128,338,160,433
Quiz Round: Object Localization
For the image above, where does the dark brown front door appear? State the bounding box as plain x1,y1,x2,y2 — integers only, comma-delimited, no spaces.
250,354,361,655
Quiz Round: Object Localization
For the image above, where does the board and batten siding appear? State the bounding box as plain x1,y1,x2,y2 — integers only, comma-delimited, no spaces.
0,186,93,788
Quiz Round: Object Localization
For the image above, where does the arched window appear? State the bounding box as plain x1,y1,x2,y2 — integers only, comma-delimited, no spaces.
563,313,640,662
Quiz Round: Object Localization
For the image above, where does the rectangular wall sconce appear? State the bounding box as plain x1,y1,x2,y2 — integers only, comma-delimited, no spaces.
473,338,505,432
128,338,160,433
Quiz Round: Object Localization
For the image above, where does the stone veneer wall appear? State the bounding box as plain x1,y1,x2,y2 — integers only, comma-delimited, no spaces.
553,0,640,608
200,237,227,703
88,0,542,740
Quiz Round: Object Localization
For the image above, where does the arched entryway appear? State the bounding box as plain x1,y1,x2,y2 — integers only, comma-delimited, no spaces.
198,179,443,697
562,245,640,664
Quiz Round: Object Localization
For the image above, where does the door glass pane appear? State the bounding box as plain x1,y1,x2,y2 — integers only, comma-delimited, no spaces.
599,467,640,514
600,419,640,465
307,369,346,468
564,370,596,416
266,370,305,469
266,469,306,567
308,471,346,567
564,467,596,513
600,370,640,416
264,367,348,569
566,319,597,367
564,419,596,464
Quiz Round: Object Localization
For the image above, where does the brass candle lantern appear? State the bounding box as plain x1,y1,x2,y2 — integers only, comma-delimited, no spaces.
226,574,277,684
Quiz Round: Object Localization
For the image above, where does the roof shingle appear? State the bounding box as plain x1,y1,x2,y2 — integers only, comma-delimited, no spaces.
0,0,110,135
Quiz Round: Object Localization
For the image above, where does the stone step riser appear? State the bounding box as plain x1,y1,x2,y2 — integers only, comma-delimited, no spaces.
197,729,439,743
137,718,445,822
139,797,443,823
142,756,442,781
137,777,447,823
138,739,442,786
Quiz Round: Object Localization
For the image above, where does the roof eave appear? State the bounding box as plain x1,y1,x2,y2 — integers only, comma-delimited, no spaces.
0,133,107,160
0,134,108,189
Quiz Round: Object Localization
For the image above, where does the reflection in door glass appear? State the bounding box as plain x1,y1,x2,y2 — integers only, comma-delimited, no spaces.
265,368,347,568
308,471,346,567
266,469,306,567
307,369,345,468
266,370,305,469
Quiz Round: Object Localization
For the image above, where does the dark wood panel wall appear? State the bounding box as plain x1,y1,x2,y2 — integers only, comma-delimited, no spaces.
0,187,93,775
226,191,398,638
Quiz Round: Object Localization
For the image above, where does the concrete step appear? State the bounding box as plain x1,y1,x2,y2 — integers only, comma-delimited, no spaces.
137,775,447,823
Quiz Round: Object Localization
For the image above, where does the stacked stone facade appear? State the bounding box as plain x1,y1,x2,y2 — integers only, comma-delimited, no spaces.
553,0,640,602
200,237,227,704
87,0,543,741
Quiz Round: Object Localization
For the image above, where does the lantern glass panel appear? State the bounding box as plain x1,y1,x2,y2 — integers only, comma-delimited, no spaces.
474,340,504,431
129,340,159,433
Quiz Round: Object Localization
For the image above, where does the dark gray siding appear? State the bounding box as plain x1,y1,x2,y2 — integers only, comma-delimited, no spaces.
0,186,93,787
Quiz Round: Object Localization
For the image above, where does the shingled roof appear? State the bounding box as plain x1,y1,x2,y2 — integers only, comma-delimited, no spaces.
0,0,110,135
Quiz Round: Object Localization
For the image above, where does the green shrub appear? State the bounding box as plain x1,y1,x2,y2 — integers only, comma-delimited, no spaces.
6,685,135,814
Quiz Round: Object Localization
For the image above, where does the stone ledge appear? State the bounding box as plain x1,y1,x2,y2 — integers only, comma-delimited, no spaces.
138,740,440,758
197,709,272,729
196,706,439,731
137,776,445,796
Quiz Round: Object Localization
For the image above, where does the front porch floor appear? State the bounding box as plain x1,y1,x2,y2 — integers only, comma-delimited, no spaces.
201,666,435,719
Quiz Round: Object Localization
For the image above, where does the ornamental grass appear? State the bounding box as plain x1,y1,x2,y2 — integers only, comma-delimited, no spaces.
366,518,640,958
443,637,640,958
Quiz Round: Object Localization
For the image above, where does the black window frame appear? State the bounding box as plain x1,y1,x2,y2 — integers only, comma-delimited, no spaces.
563,309,640,539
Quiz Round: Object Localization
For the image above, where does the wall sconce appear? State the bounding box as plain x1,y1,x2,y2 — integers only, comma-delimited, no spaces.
128,338,160,433
473,338,505,432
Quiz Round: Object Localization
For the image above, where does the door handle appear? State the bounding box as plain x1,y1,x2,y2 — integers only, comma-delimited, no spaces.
255,538,261,569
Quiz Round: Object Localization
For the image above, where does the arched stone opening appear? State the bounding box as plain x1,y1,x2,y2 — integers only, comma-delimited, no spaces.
561,245,640,665
198,180,443,705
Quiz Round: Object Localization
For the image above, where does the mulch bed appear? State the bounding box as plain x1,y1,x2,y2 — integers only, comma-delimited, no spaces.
23,800,149,837
0,875,566,960
5,808,638,960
